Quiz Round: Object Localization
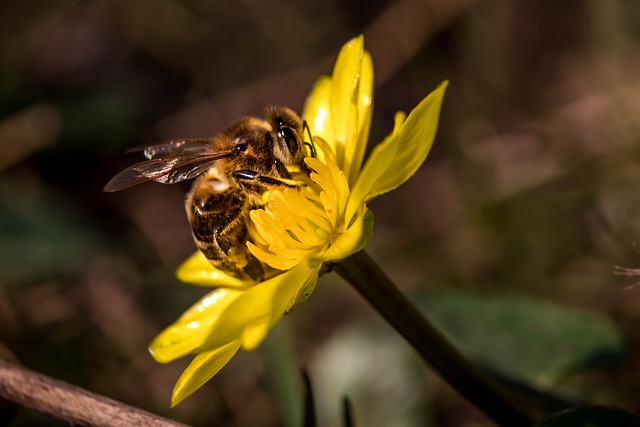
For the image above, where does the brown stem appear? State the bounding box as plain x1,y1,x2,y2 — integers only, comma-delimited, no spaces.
334,250,538,427
0,359,189,427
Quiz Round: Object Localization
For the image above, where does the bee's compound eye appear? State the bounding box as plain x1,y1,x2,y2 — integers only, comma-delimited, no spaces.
278,127,299,155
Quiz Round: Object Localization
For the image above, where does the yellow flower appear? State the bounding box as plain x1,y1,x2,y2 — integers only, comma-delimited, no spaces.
149,35,448,406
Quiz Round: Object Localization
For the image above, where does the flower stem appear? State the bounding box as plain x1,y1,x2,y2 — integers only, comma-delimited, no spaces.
334,250,537,427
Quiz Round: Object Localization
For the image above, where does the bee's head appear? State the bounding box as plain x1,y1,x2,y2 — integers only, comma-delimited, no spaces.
266,106,306,167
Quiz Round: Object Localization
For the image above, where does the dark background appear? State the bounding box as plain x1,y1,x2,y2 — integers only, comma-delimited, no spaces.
2,0,640,426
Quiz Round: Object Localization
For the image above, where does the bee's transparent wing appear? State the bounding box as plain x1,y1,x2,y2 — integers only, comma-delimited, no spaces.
126,138,216,160
104,139,235,192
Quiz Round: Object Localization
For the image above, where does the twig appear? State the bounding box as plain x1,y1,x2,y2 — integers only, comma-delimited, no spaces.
0,359,189,427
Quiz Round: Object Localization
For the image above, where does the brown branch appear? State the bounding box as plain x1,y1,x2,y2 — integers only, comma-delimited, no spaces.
0,359,189,427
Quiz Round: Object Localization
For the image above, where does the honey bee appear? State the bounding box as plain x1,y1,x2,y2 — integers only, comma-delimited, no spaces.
105,107,312,281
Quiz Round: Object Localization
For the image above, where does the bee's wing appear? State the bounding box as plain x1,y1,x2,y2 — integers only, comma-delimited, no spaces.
126,138,215,160
104,140,235,192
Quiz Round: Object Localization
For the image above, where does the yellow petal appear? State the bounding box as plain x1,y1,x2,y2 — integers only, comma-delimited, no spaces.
149,288,244,363
348,50,374,184
241,317,272,351
330,35,364,175
364,81,447,199
171,340,242,407
207,263,321,351
345,111,404,224
348,81,448,220
176,251,253,288
302,76,335,157
284,262,321,314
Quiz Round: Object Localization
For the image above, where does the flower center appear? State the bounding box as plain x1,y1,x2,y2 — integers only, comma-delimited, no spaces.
247,138,350,271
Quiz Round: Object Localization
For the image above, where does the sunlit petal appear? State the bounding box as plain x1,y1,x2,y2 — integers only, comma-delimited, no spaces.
171,340,242,407
330,35,364,174
347,81,448,223
207,263,321,351
241,318,272,352
346,111,405,224
346,50,374,184
176,251,253,288
149,288,244,363
302,76,335,158
362,81,447,200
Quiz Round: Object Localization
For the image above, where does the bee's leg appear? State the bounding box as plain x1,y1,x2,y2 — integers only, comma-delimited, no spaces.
232,170,299,188
187,182,265,281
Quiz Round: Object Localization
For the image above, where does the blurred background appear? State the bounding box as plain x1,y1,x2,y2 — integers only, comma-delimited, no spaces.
2,0,640,426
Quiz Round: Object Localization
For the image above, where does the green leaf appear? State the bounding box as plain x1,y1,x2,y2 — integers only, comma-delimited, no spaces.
534,405,640,426
412,291,624,385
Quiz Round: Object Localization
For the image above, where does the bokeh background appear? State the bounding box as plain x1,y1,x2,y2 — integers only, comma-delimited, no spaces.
2,0,640,426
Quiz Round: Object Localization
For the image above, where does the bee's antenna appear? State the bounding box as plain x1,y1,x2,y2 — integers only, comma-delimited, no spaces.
302,120,316,158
